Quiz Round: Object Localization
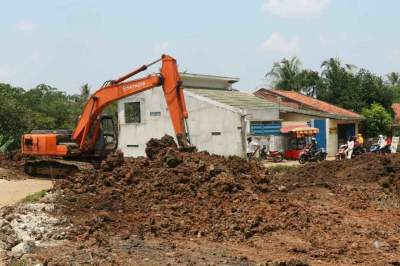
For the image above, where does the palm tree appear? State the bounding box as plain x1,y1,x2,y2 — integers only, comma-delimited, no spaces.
387,72,400,86
266,57,302,90
321,58,341,77
321,57,356,77
80,83,90,102
319,57,357,106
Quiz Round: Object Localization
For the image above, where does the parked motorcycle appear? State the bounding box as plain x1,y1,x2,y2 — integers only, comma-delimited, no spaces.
259,145,284,162
299,147,327,164
370,143,391,153
336,141,366,160
353,143,367,155
336,144,347,160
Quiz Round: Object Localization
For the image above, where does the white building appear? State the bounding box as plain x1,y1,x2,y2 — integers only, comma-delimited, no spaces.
117,73,281,157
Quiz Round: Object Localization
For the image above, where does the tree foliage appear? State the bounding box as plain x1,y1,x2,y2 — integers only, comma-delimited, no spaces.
361,103,393,137
0,83,88,148
266,57,302,90
266,57,400,136
387,72,400,86
0,82,121,149
266,56,396,111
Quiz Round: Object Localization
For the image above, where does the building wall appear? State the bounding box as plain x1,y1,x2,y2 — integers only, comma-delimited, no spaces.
246,108,279,121
281,112,319,122
117,88,245,157
327,119,338,156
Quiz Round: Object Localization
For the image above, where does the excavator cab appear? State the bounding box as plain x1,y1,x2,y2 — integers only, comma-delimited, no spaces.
94,115,118,155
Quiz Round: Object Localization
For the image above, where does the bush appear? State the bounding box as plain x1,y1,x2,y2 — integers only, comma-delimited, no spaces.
361,103,393,137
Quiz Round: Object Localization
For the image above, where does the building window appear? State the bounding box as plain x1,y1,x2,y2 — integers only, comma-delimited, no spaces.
250,121,282,136
124,102,141,123
150,111,161,117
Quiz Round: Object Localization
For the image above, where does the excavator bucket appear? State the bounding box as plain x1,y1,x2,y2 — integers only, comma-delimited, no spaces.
176,134,196,152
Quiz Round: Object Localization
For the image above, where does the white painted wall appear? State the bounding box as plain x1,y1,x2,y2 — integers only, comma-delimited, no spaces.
327,119,338,157
246,108,280,121
117,87,282,157
118,88,246,157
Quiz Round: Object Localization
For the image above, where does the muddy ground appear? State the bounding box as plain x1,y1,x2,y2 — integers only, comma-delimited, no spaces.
2,135,400,265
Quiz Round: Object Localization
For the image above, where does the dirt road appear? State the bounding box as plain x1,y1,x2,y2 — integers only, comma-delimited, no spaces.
0,177,53,264
263,156,336,168
0,179,53,208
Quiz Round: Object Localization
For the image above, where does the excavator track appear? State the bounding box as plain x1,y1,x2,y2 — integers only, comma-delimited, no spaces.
23,158,95,178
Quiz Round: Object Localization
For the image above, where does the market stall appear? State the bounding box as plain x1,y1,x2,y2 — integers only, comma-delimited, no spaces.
281,125,319,160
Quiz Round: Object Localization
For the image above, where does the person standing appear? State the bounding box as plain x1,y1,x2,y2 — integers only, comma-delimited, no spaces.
356,133,364,146
345,137,355,159
246,137,259,160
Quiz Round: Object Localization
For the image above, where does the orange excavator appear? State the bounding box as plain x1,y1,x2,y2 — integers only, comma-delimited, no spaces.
21,54,193,176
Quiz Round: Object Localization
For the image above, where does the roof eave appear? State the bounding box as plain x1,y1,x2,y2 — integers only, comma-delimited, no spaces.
280,107,364,121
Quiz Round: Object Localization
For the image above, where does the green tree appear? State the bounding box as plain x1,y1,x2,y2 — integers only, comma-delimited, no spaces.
0,83,32,148
296,69,323,97
387,72,400,86
80,83,90,101
21,84,77,129
361,103,392,137
266,57,301,90
353,69,393,112
0,82,118,149
69,83,92,126
317,58,393,113
318,58,355,106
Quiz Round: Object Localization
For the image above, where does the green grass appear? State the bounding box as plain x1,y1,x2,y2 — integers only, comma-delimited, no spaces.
11,258,28,266
267,164,298,174
21,189,48,203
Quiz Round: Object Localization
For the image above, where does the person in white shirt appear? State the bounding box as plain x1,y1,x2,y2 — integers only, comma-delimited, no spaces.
345,137,355,159
246,137,259,160
377,135,386,149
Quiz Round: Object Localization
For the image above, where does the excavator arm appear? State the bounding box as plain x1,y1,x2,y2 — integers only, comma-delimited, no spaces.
72,54,191,153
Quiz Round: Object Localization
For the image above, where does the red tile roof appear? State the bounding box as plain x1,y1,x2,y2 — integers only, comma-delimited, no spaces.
392,103,400,123
255,89,362,119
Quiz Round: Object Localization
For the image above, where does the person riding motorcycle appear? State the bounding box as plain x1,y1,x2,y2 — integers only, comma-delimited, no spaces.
308,137,318,157
378,135,387,151
299,137,327,163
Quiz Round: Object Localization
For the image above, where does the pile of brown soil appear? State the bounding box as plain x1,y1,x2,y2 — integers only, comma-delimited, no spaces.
30,137,400,264
56,135,270,242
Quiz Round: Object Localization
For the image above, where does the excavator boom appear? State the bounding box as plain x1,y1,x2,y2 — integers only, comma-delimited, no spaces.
73,54,190,152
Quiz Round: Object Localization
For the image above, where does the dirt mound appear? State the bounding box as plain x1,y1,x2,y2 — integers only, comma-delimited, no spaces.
100,150,124,171
45,137,400,265
55,135,269,242
0,150,25,180
145,135,178,160
279,153,400,192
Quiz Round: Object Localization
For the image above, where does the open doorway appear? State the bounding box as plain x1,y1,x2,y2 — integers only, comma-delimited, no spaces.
337,123,355,145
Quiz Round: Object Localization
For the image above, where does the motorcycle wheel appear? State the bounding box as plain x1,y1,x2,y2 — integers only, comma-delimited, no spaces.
273,153,284,162
318,153,327,162
299,155,307,164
